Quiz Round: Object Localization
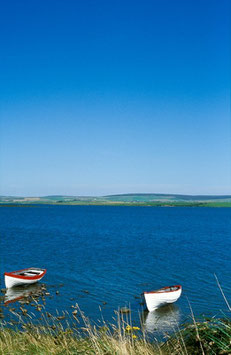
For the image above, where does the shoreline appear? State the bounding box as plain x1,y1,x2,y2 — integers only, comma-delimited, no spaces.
0,202,231,207
0,307,230,354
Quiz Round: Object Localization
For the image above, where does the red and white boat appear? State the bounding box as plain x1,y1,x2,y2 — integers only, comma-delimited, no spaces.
4,268,46,289
143,285,182,312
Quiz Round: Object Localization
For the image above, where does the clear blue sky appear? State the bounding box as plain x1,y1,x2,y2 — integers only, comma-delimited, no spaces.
0,0,230,196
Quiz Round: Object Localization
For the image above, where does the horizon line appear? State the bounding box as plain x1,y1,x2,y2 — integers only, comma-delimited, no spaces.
1,192,231,198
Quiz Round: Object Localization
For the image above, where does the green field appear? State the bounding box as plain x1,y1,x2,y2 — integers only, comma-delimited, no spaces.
0,193,231,207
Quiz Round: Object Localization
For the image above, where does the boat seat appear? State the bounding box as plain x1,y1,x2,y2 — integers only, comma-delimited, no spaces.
170,287,177,291
17,271,40,276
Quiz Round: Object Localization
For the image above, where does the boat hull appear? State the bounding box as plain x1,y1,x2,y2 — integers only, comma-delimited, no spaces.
144,286,182,312
4,268,46,289
4,275,44,288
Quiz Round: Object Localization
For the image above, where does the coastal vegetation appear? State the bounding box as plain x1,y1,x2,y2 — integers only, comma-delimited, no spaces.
1,283,231,354
0,309,231,354
0,193,231,207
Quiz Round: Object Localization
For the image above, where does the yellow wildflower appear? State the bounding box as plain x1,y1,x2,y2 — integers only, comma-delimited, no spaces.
125,325,132,331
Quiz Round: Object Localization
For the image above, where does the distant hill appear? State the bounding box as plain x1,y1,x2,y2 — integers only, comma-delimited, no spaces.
104,193,231,202
0,193,231,207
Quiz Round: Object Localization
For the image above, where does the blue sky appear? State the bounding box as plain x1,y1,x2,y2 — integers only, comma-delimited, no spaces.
0,0,230,196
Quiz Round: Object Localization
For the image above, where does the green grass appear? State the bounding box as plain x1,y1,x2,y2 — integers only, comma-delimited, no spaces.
1,315,231,354
1,276,231,354
1,301,231,355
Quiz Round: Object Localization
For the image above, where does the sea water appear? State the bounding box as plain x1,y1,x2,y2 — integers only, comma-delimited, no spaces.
0,205,230,334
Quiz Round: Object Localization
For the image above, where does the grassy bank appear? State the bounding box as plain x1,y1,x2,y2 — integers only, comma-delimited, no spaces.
1,285,231,354
1,291,231,355
1,315,231,354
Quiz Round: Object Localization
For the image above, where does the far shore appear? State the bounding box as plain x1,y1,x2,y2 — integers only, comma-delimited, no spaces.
1,193,231,207
0,201,231,207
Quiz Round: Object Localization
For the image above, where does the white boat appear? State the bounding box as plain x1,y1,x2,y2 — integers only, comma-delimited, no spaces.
4,267,46,288
143,285,182,312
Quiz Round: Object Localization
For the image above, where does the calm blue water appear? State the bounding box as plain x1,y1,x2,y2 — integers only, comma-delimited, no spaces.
0,206,231,333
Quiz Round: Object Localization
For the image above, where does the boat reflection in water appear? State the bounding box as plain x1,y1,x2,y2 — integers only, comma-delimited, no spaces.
142,304,180,334
4,283,44,305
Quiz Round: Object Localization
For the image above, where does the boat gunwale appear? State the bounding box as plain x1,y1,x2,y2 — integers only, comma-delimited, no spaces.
143,285,182,295
4,268,46,281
